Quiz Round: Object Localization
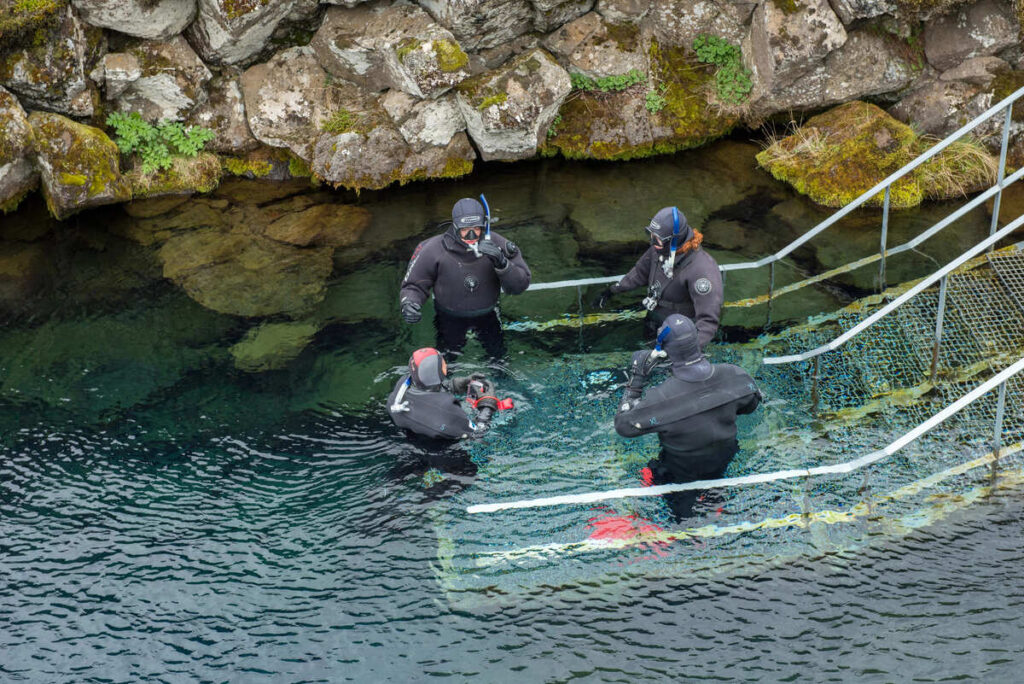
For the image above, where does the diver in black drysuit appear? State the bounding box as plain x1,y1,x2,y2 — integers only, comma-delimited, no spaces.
614,314,762,521
595,206,723,348
399,197,532,361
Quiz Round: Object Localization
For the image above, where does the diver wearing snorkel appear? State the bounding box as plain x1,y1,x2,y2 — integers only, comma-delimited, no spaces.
614,314,761,520
399,196,532,360
594,207,723,348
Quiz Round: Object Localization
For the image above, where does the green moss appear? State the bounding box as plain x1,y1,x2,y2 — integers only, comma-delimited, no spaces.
396,39,423,64
320,108,378,135
602,22,640,52
59,172,86,186
756,101,995,209
991,70,1024,122
0,0,64,51
0,186,32,214
221,0,269,21
440,156,473,178
222,156,272,177
771,0,800,13
288,155,312,178
434,38,468,72
477,92,508,110
130,153,222,199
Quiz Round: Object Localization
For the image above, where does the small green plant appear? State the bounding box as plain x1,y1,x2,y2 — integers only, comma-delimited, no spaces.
321,108,360,134
645,84,667,113
106,111,215,174
693,34,752,105
570,68,646,93
546,114,563,138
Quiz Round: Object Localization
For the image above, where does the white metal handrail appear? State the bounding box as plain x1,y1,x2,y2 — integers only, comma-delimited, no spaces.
762,210,1024,366
466,355,1024,514
525,85,1024,300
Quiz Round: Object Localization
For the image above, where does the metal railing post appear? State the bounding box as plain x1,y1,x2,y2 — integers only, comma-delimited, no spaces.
930,276,948,382
879,185,890,292
810,356,821,415
991,380,1008,483
766,261,776,327
990,104,1013,247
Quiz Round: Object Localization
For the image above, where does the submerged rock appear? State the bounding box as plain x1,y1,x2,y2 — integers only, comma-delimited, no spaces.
230,320,318,371
264,203,372,247
71,0,196,41
455,48,571,161
30,111,131,220
0,87,38,214
756,101,997,209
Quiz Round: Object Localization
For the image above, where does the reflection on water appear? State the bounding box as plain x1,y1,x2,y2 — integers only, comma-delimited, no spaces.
0,140,1020,680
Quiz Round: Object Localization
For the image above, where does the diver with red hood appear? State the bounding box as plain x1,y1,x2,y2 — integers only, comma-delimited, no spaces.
614,314,762,519
399,197,532,360
387,347,511,441
595,207,723,348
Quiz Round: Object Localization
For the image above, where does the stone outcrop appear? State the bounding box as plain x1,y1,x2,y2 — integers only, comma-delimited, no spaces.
888,78,997,140
420,0,536,51
0,86,37,213
185,0,300,66
543,12,645,78
647,0,752,48
187,69,260,154
230,321,319,372
29,112,131,220
923,0,1017,72
829,0,897,24
380,91,467,152
533,0,594,33
70,0,196,41
111,36,212,122
455,48,571,160
0,4,98,117
311,2,471,99
748,0,847,92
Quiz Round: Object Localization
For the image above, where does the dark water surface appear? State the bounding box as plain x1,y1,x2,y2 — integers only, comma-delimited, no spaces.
2,141,1022,681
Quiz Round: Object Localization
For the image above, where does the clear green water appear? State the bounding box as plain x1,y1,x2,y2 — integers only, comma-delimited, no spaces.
2,141,1023,680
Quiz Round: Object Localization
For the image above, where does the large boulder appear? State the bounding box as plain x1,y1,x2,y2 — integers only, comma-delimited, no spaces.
311,2,471,99
0,87,37,214
747,0,847,92
923,0,1017,72
543,12,646,78
888,77,998,140
645,0,752,48
186,69,260,154
263,203,372,247
380,90,468,152
241,46,360,162
595,0,649,22
418,0,535,51
455,48,571,160
185,0,300,66
829,0,897,23
111,37,213,122
71,0,196,40
124,152,222,201
533,0,594,33
0,4,98,117
230,321,319,372
756,101,996,209
94,52,142,100
29,112,131,220
749,30,918,117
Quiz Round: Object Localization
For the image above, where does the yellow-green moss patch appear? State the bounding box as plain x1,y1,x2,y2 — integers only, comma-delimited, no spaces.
0,0,64,51
222,156,273,177
756,101,997,209
434,38,468,72
477,92,508,110
129,152,222,199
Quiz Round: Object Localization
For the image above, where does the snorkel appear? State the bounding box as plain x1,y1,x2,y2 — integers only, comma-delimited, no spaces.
652,324,670,360
479,194,492,242
663,206,680,278
391,377,411,413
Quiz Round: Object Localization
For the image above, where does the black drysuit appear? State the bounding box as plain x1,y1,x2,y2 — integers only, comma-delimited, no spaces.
387,375,488,441
610,247,723,348
400,228,531,359
614,363,760,519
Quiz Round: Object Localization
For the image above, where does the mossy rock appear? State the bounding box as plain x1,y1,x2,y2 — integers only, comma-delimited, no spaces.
29,111,131,219
0,0,66,53
756,101,996,209
127,152,223,200
230,321,319,372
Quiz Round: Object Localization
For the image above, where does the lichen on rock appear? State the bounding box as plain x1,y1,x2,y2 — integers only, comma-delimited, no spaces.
756,101,997,209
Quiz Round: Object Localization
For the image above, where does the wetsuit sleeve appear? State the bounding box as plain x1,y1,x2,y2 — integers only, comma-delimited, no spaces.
399,240,437,308
401,392,478,440
495,242,531,295
736,385,761,415
614,386,669,438
688,256,724,348
610,249,653,294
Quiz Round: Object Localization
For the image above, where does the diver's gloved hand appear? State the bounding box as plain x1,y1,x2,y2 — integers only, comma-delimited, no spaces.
592,287,613,309
477,240,508,270
475,406,495,426
400,300,421,324
625,349,660,394
451,373,487,395
467,379,495,402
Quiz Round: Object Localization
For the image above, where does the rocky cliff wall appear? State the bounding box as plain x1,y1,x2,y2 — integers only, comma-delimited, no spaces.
1,0,1023,218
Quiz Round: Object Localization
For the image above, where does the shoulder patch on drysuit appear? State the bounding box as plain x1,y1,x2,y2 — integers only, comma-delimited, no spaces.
694,277,713,295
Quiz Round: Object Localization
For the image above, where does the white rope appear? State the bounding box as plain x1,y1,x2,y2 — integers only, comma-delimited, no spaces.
466,356,1024,514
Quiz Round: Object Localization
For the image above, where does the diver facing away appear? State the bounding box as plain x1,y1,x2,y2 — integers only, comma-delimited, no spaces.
595,207,723,348
399,196,532,360
614,314,761,520
387,347,512,441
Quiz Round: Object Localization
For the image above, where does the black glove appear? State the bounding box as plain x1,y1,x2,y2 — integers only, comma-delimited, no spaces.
625,349,662,392
475,406,495,426
466,378,494,401
451,373,487,395
400,300,421,324
592,287,613,309
477,239,508,270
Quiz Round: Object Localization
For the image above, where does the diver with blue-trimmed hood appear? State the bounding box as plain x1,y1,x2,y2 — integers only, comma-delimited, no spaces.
614,314,762,519
387,347,513,442
399,197,532,360
594,207,723,348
